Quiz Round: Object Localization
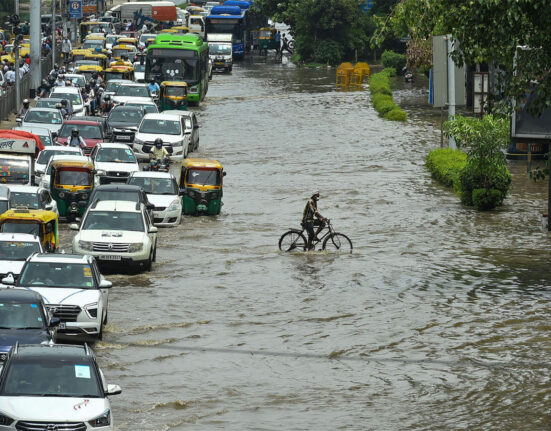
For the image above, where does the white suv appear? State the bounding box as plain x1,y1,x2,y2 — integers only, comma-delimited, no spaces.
4,253,112,340
133,113,189,161
72,200,158,271
90,142,140,185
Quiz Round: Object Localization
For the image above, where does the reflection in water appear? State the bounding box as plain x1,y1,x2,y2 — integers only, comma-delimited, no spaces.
77,57,551,429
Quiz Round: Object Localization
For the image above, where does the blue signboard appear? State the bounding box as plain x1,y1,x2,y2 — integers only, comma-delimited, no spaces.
69,0,83,19
360,0,375,13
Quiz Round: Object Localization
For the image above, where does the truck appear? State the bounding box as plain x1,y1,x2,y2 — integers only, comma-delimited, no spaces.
108,1,177,23
0,130,44,186
207,33,233,73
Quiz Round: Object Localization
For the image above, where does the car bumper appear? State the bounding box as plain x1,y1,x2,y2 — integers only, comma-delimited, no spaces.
133,143,185,161
57,321,101,338
73,245,151,266
153,208,181,226
98,175,130,185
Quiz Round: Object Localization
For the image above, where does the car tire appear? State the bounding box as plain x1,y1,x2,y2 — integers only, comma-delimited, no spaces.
97,324,103,341
144,250,153,271
195,139,199,151
152,245,157,262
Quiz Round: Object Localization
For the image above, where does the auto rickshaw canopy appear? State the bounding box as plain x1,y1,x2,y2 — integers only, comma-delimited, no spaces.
51,160,95,190
170,26,190,34
0,209,59,252
259,27,276,39
116,37,137,46
179,158,224,191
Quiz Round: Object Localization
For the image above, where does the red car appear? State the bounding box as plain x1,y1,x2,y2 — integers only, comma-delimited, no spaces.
56,120,106,155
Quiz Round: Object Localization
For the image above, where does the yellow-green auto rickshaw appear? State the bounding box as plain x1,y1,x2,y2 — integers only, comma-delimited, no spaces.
159,81,188,111
50,160,95,221
258,27,277,55
104,64,134,82
178,159,225,216
77,64,104,82
0,209,59,252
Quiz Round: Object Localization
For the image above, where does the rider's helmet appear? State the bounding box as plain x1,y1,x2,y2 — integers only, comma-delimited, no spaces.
92,72,98,79
89,79,96,87
71,128,79,137
85,83,91,92
22,99,29,108
150,78,155,85
154,138,163,148
65,79,71,86
311,191,320,200
61,99,68,107
104,94,111,102
55,102,63,109
53,63,59,70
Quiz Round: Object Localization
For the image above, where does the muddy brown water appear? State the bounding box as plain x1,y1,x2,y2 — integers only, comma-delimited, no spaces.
57,56,551,430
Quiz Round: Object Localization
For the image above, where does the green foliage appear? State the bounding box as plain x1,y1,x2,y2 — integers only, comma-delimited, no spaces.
372,93,395,115
381,50,406,72
385,107,407,122
444,114,512,210
426,148,467,191
178,3,189,9
369,72,392,95
314,40,343,65
381,67,396,77
471,188,505,211
372,0,551,115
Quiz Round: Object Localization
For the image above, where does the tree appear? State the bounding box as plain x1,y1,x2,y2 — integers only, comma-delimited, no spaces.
373,0,551,114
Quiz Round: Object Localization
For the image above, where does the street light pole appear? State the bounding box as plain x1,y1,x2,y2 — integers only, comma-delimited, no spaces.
52,0,57,64
446,35,456,150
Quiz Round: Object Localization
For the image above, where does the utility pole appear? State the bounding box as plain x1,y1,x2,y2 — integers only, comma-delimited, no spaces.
15,0,19,16
52,0,57,65
14,40,20,113
446,35,456,150
30,0,41,98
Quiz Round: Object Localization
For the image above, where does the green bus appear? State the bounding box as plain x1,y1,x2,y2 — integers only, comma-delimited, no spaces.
145,34,209,105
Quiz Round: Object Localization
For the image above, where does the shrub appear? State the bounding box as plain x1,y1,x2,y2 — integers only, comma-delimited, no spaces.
385,107,407,122
426,148,467,190
381,67,397,77
314,40,343,65
372,93,395,115
472,188,504,211
381,50,406,73
459,163,512,208
369,72,392,95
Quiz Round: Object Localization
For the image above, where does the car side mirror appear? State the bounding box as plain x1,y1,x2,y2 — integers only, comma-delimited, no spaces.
2,273,15,285
146,202,154,210
106,384,122,396
149,226,158,233
223,171,226,177
49,317,61,327
99,279,112,289
179,189,185,196
44,202,53,210
193,124,199,129
52,132,58,139
69,223,79,231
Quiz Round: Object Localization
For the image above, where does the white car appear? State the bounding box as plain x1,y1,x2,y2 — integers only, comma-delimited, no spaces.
133,113,189,161
133,61,145,82
62,73,87,89
0,233,42,280
5,253,112,340
50,86,87,116
13,125,56,147
0,343,121,429
106,33,122,50
18,108,63,134
112,83,153,105
90,142,140,185
39,154,91,190
72,200,158,271
127,171,182,227
123,100,159,114
163,110,200,153
8,185,58,216
34,146,83,184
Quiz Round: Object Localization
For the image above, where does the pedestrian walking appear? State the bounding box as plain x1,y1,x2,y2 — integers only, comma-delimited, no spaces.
62,37,72,64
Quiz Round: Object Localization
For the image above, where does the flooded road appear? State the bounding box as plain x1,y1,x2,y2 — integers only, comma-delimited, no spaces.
65,56,551,429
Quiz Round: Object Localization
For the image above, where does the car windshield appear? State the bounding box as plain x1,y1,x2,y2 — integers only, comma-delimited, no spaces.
9,192,39,209
0,302,45,329
1,358,103,397
83,211,144,232
0,201,8,214
116,85,150,98
0,222,40,236
57,170,92,186
0,241,41,261
186,168,220,186
53,92,82,106
139,34,154,43
24,110,62,125
105,81,123,92
59,124,102,139
133,63,145,72
93,190,139,203
83,41,103,50
165,86,187,97
0,158,30,184
20,262,96,288
36,99,62,109
209,44,231,55
66,76,86,87
96,147,136,163
37,150,78,165
109,108,142,124
128,177,177,195
127,103,157,114
106,35,119,45
139,119,181,135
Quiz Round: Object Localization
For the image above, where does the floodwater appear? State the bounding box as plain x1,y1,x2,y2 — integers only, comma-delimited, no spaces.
61,55,551,429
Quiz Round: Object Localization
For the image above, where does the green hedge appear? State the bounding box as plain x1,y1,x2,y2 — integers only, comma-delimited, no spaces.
369,71,407,122
382,50,406,73
425,148,467,191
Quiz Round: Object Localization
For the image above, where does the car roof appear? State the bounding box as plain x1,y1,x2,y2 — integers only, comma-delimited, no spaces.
106,79,132,84
0,289,43,303
52,87,81,94
94,184,141,192
125,101,156,106
63,74,86,79
14,344,91,360
7,185,39,193
97,142,135,149
28,253,90,264
14,126,51,134
62,120,100,126
111,105,142,112
142,113,182,121
91,200,141,212
48,155,89,164
130,171,174,179
36,98,72,104
27,108,59,113
162,110,195,118
119,83,148,87
41,146,81,153
0,232,40,242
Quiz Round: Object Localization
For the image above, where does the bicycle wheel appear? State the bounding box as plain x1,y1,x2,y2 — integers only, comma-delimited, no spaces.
322,233,353,253
279,230,307,252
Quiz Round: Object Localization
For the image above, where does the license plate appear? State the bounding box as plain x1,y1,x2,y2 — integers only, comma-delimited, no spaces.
216,62,224,65
117,135,131,140
99,255,122,261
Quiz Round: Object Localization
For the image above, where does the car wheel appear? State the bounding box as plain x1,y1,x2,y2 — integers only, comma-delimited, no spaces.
152,245,157,262
145,250,153,271
195,139,199,151
97,324,103,341
103,311,108,325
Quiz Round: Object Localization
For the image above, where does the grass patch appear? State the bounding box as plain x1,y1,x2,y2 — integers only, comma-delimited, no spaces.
368,70,407,122
425,148,467,192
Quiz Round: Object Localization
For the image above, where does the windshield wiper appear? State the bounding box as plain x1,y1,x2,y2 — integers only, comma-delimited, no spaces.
16,326,43,329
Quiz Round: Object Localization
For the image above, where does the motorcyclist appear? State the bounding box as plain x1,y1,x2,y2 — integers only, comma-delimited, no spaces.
148,78,160,97
18,99,30,118
88,79,97,114
149,138,170,169
38,79,51,98
68,128,86,149
100,94,114,114
92,71,103,86
49,63,59,78
54,74,65,87
60,99,72,117
55,102,68,119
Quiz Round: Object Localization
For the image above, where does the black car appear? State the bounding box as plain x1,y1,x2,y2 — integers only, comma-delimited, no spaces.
0,289,59,366
88,184,154,218
106,105,145,143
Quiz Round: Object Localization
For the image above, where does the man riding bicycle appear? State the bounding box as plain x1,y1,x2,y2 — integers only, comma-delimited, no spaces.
302,191,327,250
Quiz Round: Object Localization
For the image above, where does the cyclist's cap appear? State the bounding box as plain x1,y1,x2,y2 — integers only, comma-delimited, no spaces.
311,191,320,198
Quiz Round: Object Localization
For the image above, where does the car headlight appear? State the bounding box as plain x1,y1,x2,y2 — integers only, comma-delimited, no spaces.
171,140,183,147
133,138,143,145
167,199,180,212
78,240,94,251
96,170,106,176
189,86,198,94
84,302,98,319
128,243,143,252
89,409,110,427
0,413,14,426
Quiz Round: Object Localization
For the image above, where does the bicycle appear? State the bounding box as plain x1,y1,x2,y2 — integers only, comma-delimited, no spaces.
278,219,353,253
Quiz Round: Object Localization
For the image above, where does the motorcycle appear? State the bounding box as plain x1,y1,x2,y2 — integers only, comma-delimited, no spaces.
144,157,170,172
